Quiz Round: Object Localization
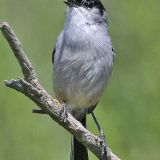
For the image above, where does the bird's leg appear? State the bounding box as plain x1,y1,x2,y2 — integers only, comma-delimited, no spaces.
32,109,46,114
33,99,62,115
91,111,107,160
33,103,67,122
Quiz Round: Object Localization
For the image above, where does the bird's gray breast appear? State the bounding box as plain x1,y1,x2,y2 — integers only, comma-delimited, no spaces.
53,28,114,110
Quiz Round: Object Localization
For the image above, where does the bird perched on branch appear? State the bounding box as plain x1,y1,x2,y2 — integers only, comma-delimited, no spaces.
53,0,115,159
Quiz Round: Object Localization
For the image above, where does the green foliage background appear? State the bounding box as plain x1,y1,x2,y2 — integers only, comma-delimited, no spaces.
0,0,160,159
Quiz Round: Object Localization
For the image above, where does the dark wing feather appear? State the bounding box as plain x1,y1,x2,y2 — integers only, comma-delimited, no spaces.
52,47,56,64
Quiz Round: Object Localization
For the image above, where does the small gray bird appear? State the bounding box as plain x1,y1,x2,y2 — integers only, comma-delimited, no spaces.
52,0,115,159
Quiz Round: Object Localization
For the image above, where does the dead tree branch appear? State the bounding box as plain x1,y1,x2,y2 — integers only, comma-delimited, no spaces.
0,22,120,160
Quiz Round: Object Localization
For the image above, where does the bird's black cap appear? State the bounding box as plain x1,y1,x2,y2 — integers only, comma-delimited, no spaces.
65,0,105,13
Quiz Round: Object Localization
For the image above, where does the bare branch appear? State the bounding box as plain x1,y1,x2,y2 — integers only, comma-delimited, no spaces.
0,22,38,85
0,22,120,160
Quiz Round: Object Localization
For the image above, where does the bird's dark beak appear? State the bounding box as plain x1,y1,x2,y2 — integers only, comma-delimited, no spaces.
64,1,69,5
64,0,73,6
63,0,78,7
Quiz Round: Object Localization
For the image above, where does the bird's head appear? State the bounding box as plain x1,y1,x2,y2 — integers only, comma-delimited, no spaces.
64,0,105,15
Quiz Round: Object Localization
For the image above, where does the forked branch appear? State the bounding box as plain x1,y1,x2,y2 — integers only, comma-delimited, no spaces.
0,22,120,160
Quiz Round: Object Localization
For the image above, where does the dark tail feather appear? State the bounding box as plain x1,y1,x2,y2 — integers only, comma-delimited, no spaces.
70,116,88,160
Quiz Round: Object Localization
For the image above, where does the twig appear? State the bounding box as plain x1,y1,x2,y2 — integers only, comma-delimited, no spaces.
0,22,120,160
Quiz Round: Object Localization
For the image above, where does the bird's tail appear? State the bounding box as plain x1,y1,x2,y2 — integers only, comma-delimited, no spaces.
70,115,88,160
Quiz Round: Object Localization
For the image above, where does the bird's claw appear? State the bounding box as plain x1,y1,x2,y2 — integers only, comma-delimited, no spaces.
99,132,108,160
59,103,68,122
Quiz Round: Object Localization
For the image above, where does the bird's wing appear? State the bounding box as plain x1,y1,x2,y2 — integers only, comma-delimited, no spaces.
52,31,64,64
52,46,56,64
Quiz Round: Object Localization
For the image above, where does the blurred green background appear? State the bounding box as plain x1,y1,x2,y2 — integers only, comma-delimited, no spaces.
0,0,160,159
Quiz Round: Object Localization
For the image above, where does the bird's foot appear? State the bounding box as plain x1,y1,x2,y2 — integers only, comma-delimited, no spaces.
32,100,61,115
59,103,68,122
99,130,108,160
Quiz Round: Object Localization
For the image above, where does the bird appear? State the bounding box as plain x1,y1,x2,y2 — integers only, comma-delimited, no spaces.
52,0,115,159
